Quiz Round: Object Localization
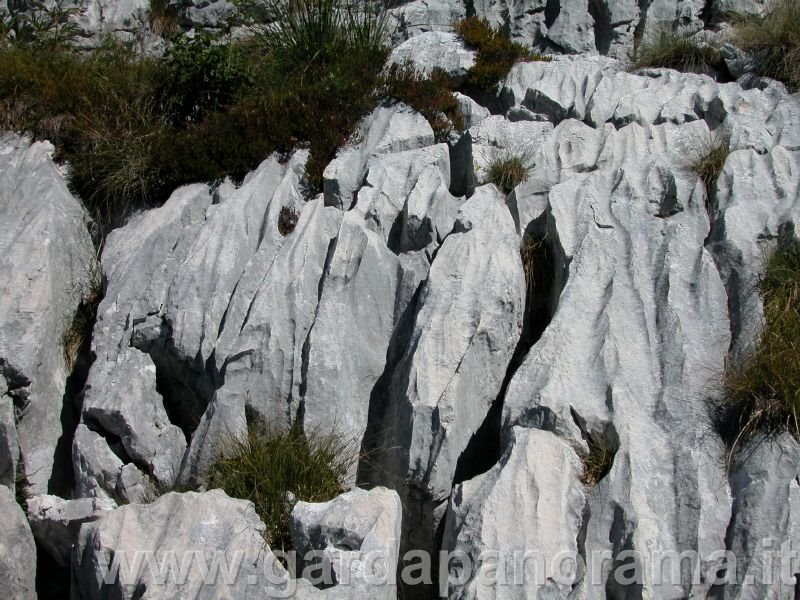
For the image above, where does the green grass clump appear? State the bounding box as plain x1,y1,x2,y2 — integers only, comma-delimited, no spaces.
381,62,463,141
716,243,800,453
206,424,357,549
733,0,800,90
630,30,722,73
484,148,534,193
453,17,551,92
690,135,730,201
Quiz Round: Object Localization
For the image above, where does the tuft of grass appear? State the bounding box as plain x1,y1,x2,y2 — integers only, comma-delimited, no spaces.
714,243,800,454
690,135,730,203
62,262,104,371
453,17,550,92
206,424,358,549
484,147,534,194
733,0,800,90
381,62,464,141
520,232,547,298
630,30,722,73
147,0,180,38
577,430,617,486
278,206,300,235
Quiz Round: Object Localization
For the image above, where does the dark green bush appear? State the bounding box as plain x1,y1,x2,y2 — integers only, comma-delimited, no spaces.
453,17,550,92
159,33,253,124
207,424,357,549
381,62,463,141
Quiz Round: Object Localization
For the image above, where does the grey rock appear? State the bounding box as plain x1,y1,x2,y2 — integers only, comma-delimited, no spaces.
179,198,341,485
0,485,36,600
501,56,622,123
502,120,736,598
80,347,186,488
387,31,476,84
398,163,464,253
708,146,800,362
370,185,525,552
72,423,124,501
545,0,596,53
455,92,491,130
388,0,466,41
353,143,451,243
0,135,95,495
72,489,311,599
301,213,402,485
27,493,115,567
291,487,403,599
77,152,309,496
442,427,586,599
0,376,16,488
324,102,435,210
721,435,800,600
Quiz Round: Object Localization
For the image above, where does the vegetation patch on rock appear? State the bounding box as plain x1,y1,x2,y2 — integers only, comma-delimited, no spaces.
453,16,550,92
630,30,723,74
206,424,358,549
733,0,800,90
713,242,800,455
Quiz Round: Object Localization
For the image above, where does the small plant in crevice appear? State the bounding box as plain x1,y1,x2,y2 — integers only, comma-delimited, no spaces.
630,30,723,74
15,468,30,512
381,62,464,141
733,0,800,91
453,16,551,92
577,429,617,486
520,232,547,298
711,242,800,458
485,147,535,194
689,134,730,208
278,206,300,235
206,423,358,549
62,260,104,371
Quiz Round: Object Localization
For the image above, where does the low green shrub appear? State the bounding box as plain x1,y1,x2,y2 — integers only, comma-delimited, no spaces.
206,424,357,549
714,242,800,454
381,62,463,141
453,17,550,92
733,0,800,90
0,0,83,49
159,33,253,124
484,147,534,193
630,30,722,73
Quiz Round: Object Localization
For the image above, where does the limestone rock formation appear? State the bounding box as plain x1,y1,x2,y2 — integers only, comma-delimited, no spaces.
0,135,95,496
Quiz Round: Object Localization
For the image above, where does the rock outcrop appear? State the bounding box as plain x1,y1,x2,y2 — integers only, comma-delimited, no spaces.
0,485,36,600
0,135,95,496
